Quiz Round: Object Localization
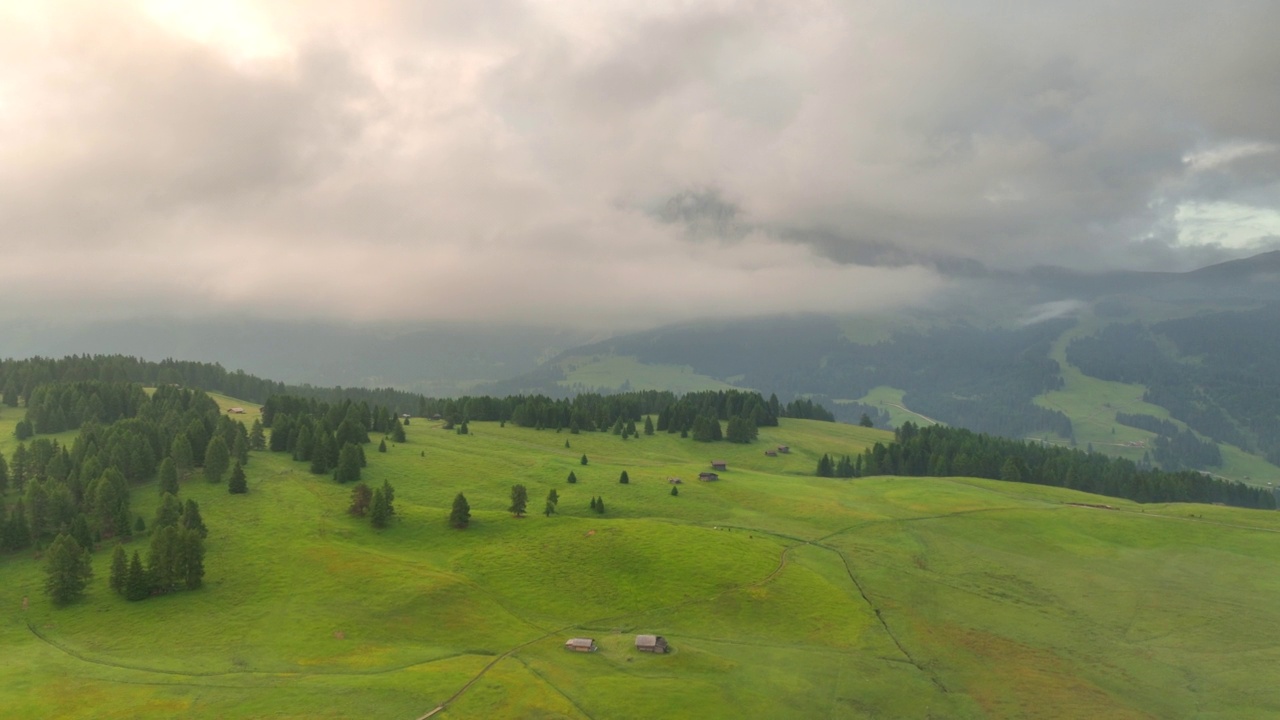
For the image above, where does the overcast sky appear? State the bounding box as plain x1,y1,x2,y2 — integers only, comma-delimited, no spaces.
3,1,1278,327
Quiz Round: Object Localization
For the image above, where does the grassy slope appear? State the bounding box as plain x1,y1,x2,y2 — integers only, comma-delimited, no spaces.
3,403,1280,718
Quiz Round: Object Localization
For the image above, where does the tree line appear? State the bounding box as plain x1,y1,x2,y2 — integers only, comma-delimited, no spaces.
820,422,1274,510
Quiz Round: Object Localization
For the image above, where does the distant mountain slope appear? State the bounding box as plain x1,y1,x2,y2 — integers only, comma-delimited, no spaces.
486,251,1280,482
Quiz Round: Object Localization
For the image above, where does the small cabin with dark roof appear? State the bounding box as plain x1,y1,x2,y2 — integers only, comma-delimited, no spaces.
710,460,727,471
635,634,669,653
764,450,778,457
565,638,597,652
777,446,790,454
698,472,719,482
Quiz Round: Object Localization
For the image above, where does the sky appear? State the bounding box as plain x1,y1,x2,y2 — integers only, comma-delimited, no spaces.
2,0,1279,327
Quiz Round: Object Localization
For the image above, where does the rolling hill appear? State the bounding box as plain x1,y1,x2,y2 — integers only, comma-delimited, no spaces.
4,397,1280,718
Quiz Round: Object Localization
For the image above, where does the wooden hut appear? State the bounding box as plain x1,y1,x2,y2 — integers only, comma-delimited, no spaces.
764,450,778,457
777,445,790,454
564,638,597,652
698,472,719,482
635,635,669,653
710,460,727,471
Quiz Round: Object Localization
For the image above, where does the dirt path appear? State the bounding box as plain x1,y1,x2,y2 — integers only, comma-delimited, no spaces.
886,403,941,425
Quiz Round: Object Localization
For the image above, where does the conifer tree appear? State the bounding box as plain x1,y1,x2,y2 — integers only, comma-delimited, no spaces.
670,485,679,496
154,492,182,531
125,550,149,600
249,419,266,451
181,499,207,538
391,421,406,443
148,525,179,593
450,492,470,528
133,516,146,535
69,513,94,552
619,470,629,484
228,462,248,494
580,454,588,465
370,488,390,528
378,438,387,453
334,443,361,484
595,497,606,514
643,416,654,435
567,471,577,484
44,533,93,605
109,544,127,595
0,453,8,496
179,527,205,590
232,433,249,466
158,458,179,497
204,436,230,483
509,484,528,517
816,454,834,477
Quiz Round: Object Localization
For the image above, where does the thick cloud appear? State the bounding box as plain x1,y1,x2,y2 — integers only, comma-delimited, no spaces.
1,1,1277,326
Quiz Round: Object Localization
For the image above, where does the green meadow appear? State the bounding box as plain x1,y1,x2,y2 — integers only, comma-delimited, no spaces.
4,401,1280,718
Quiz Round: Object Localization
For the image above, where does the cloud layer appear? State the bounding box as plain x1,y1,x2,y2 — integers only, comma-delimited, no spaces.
2,1,1278,325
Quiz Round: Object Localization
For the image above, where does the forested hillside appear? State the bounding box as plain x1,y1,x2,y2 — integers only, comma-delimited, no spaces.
1067,306,1280,464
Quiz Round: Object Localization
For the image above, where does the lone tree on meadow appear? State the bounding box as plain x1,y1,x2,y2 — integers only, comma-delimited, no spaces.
391,421,406,443
450,493,471,528
378,439,387,453
249,419,267,451
44,533,93,606
509,484,528,517
228,462,248,494
204,436,230,484
370,488,391,529
619,470,629,484
670,485,679,496
859,413,874,428
580,454,588,466
567,471,577,484
544,488,559,516
348,483,372,516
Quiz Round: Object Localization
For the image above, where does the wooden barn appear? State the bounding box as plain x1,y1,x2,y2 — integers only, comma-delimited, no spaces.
710,460,727,471
564,638,597,652
698,472,720,482
635,635,669,653
764,450,778,457
777,445,790,454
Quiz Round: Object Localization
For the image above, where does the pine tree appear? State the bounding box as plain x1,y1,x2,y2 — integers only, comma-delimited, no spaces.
69,514,94,552
170,434,194,479
564,440,570,448
124,550,149,600
370,488,390,529
232,432,249,466
158,458,179,497
544,499,556,516
378,438,387,453
391,421,406,443
109,544,127,595
859,413,874,428
816,454,834,477
619,470,629,484
148,525,179,593
670,486,679,496
249,419,266,451
595,497,606,514
334,443,362,484
590,496,599,512
204,437,230,483
181,499,207,538
580,454,588,466
228,462,248,494
154,492,182,531
44,533,93,605
381,481,395,516
450,492,471,528
644,416,654,435
509,484,528,517
133,515,146,535
179,527,205,590
567,471,578,484
0,453,8,496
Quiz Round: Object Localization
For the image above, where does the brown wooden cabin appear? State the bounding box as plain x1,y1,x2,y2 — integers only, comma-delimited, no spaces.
565,638,597,652
710,460,727,471
698,472,719,482
777,445,790,454
635,634,669,653
764,450,778,457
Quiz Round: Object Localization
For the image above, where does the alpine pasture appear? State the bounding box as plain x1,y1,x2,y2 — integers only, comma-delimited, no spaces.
3,401,1280,718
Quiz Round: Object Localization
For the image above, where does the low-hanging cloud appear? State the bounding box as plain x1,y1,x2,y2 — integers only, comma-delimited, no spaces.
1,1,1277,326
